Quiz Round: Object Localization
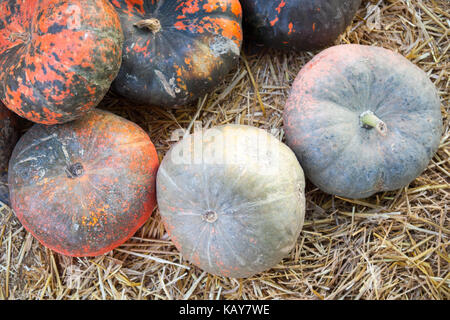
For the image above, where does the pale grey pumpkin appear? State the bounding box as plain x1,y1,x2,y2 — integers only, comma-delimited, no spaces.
157,125,305,278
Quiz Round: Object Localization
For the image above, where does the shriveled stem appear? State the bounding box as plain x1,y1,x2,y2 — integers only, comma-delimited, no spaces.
9,32,29,42
202,211,218,223
360,110,387,136
134,18,161,33
68,163,84,178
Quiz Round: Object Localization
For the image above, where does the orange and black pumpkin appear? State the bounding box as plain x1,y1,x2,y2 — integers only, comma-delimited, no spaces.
8,109,159,256
0,103,20,205
110,0,243,107
0,0,124,124
241,0,361,51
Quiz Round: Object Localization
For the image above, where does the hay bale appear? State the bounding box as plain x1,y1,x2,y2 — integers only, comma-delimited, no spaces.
0,0,448,300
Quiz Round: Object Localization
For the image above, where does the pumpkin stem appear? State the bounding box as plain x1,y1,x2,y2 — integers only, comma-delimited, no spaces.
134,18,162,33
67,163,84,178
8,32,29,42
202,211,218,223
360,111,387,136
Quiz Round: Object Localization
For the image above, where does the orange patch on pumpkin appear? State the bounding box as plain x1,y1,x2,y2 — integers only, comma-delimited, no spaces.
270,17,279,26
275,0,286,14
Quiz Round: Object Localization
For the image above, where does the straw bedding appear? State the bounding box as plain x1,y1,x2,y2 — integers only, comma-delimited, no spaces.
0,0,448,300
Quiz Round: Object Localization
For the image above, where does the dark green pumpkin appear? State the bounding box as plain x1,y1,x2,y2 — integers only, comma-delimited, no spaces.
283,45,443,199
0,103,20,205
241,0,361,51
157,125,305,278
110,0,243,107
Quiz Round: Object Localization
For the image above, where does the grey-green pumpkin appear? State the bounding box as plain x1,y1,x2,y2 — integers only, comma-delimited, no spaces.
283,44,443,199
157,125,305,278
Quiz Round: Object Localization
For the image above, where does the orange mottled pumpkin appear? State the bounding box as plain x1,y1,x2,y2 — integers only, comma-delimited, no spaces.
110,0,243,107
8,109,159,256
0,0,123,124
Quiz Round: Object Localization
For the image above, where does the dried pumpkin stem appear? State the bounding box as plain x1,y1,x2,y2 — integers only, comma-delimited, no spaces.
67,163,84,178
360,110,387,136
8,32,29,42
134,18,161,33
202,211,218,223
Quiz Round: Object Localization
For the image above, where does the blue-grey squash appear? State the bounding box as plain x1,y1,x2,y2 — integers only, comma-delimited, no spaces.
283,44,443,199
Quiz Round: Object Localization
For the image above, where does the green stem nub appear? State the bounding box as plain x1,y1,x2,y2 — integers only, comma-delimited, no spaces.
360,110,387,136
134,18,161,33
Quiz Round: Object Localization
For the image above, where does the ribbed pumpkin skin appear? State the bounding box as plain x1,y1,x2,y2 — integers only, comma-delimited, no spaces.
283,45,443,199
0,0,123,124
110,0,243,107
241,0,361,51
8,110,159,256
157,125,305,278
0,103,20,205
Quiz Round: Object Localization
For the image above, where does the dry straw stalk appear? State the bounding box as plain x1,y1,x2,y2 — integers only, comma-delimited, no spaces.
0,0,448,300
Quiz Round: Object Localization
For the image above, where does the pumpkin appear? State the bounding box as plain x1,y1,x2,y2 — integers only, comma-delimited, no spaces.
240,0,361,51
283,44,443,199
110,0,243,107
157,125,305,278
0,103,20,205
0,0,123,124
8,109,159,256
